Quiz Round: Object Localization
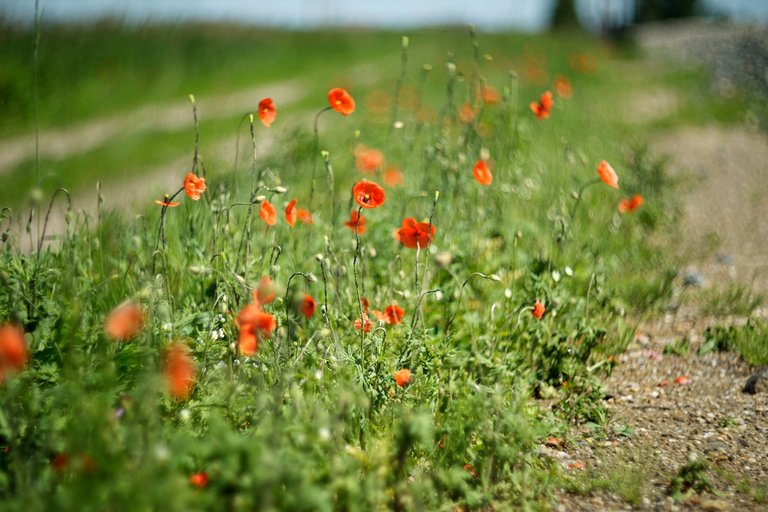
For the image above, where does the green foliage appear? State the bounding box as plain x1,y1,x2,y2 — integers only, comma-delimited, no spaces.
0,24,681,510
701,320,768,365
667,460,712,500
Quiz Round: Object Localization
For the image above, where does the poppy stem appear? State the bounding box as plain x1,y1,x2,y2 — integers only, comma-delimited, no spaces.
321,151,336,231
565,177,602,240
387,35,409,144
308,106,333,215
189,95,200,177
317,256,337,344
445,272,496,332
151,186,185,276
353,206,366,357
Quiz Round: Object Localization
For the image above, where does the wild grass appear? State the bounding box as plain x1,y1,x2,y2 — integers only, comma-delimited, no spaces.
0,23,699,510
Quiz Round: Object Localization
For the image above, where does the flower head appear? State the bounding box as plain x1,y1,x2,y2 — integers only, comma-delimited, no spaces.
532,301,546,320
299,294,316,319
597,160,619,189
328,88,355,116
259,200,277,226
481,85,501,105
530,91,554,120
164,342,195,400
189,471,209,489
0,324,27,382
354,313,373,333
459,103,475,124
237,304,277,356
105,302,144,341
184,173,206,201
372,304,405,325
344,210,366,234
618,194,644,213
554,75,572,99
393,368,411,387
396,218,436,249
258,98,276,128
297,208,313,225
352,180,386,209
285,199,298,227
354,144,384,173
154,195,180,207
383,166,404,188
253,276,276,306
473,159,493,186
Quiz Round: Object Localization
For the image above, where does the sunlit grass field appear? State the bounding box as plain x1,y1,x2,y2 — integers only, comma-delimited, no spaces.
0,20,757,511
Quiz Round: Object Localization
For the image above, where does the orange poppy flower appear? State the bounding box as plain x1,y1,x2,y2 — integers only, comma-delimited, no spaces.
297,209,313,225
383,166,404,188
481,85,501,105
154,195,180,207
285,199,298,227
328,87,356,116
189,471,209,488
237,304,277,356
464,463,477,478
372,304,404,325
51,453,69,472
554,75,572,99
354,144,384,173
532,301,546,319
530,91,554,120
299,294,316,319
344,210,366,234
253,276,276,306
354,313,373,333
396,218,436,249
105,302,144,341
352,180,386,209
473,159,493,186
618,194,644,213
596,160,619,189
259,200,277,226
360,297,371,313
393,368,411,387
164,342,195,400
258,97,276,128
184,173,206,201
459,103,475,124
0,324,27,382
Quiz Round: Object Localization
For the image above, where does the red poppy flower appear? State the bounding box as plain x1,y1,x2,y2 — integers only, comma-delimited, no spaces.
383,166,404,188
360,297,370,313
253,276,276,306
237,304,277,356
372,304,405,325
597,160,619,189
105,302,144,341
393,368,411,387
285,199,297,227
189,471,209,488
258,97,276,128
464,464,477,478
184,173,206,201
396,218,436,249
352,180,386,209
328,87,355,116
0,324,27,382
154,195,180,207
354,313,373,333
473,159,493,186
481,85,501,105
618,194,644,213
51,453,69,473
299,294,316,319
530,91,554,120
459,103,475,124
532,301,546,319
259,200,277,226
554,75,572,99
164,342,195,400
297,209,313,225
354,144,384,173
344,210,366,234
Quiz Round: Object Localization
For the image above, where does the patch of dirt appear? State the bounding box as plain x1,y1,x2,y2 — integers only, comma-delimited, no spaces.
623,87,680,125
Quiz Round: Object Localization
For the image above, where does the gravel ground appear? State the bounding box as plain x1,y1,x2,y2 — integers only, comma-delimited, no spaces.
554,20,768,511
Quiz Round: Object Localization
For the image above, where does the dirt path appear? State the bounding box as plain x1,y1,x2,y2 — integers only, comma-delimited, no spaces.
0,79,305,175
